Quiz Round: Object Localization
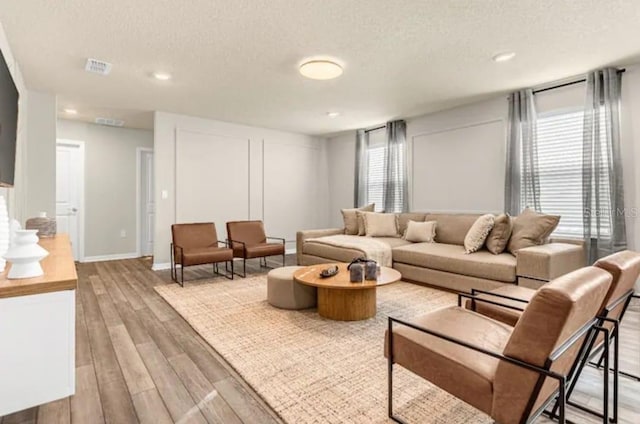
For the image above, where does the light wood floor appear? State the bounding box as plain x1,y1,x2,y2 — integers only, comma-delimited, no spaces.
1,256,639,424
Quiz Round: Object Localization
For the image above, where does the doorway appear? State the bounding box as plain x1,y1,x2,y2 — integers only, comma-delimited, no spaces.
56,141,85,261
137,148,154,257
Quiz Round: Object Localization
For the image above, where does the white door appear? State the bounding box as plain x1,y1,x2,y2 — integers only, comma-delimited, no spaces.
139,150,154,256
56,143,83,260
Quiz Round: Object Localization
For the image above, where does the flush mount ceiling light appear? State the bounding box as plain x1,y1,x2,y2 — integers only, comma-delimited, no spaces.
326,111,340,118
299,60,343,80
152,71,172,81
63,108,78,115
492,52,516,62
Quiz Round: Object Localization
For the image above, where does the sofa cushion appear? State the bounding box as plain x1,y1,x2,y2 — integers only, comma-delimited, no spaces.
341,203,374,235
507,208,560,254
486,214,513,255
464,214,495,253
392,243,517,282
396,212,428,235
425,213,482,245
363,212,398,237
404,220,436,243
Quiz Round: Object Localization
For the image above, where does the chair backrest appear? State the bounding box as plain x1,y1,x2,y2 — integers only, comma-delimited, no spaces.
172,223,219,249
492,266,612,424
594,250,640,321
226,221,267,248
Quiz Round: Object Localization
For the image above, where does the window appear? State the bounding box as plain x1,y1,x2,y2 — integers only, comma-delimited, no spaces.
365,128,406,213
530,108,610,237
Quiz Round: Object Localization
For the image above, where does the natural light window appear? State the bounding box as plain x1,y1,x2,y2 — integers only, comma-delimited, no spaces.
365,128,406,213
529,109,611,237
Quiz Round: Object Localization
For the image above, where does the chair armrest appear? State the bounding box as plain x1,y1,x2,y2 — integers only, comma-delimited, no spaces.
458,292,526,312
470,288,531,304
516,243,585,285
296,228,344,265
266,236,286,244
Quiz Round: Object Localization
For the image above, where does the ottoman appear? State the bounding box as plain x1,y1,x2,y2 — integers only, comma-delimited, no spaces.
267,266,317,310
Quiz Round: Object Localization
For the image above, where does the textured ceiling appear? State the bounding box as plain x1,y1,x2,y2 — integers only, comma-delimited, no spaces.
1,0,640,134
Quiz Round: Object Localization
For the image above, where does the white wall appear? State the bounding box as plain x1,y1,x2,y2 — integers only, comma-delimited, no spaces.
326,131,356,227
153,111,329,268
57,120,154,259
24,91,56,220
325,63,640,250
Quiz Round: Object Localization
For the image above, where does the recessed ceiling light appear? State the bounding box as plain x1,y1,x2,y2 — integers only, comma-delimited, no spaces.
326,111,340,118
299,60,343,80
152,71,172,81
492,52,516,63
64,108,78,115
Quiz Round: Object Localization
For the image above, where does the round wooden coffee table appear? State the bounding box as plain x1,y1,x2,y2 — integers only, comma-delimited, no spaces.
293,263,401,321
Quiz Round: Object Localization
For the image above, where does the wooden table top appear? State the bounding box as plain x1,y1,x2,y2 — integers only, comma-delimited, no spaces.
293,263,401,290
0,234,78,299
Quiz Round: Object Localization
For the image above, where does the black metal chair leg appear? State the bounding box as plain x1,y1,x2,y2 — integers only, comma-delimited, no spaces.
282,252,286,268
180,262,184,287
231,260,234,280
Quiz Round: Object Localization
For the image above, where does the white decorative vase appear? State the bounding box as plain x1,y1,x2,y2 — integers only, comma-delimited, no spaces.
3,230,49,279
0,195,9,273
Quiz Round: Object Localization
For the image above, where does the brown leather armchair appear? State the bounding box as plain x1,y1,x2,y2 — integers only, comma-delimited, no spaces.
464,250,640,422
171,223,234,286
386,266,612,424
226,220,285,278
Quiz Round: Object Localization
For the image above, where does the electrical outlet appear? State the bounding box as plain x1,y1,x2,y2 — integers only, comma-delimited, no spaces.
120,230,127,238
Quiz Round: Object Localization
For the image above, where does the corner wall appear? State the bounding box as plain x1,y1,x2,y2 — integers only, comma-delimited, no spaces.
153,111,330,268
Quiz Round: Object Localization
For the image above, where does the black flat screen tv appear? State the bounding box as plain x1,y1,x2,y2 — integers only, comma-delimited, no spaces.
0,49,19,187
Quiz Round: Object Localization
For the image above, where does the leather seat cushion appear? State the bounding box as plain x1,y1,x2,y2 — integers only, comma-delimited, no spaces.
238,242,285,259
465,285,535,327
385,306,512,414
179,247,233,266
392,243,517,282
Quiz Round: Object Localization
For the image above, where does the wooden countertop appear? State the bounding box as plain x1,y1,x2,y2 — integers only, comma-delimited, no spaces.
0,234,78,299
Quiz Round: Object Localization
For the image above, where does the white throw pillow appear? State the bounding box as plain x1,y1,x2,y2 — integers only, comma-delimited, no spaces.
464,214,495,253
363,212,398,237
404,220,437,243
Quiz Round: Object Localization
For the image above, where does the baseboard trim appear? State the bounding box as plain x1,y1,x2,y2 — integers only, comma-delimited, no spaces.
152,262,172,271
82,252,140,263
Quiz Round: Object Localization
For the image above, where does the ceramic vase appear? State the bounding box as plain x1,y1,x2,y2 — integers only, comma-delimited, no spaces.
0,195,9,273
3,229,49,279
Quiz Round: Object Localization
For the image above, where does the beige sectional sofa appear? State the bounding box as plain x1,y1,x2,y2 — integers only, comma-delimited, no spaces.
296,212,585,292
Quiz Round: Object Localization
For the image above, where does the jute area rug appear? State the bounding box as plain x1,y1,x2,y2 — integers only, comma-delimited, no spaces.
155,276,492,423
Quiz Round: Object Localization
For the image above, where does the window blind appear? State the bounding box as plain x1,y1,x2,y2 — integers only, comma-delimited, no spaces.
532,109,611,237
367,145,385,212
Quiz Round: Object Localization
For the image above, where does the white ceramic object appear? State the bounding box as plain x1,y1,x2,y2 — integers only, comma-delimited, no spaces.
0,195,9,273
9,219,21,248
3,230,49,279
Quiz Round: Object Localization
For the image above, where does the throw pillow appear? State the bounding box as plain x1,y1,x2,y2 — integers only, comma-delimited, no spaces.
486,214,513,255
341,203,374,235
404,220,437,243
507,208,560,254
363,212,398,237
356,211,369,236
464,214,495,254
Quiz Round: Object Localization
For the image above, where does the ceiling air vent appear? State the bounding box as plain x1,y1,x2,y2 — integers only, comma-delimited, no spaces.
85,58,112,75
95,117,125,127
